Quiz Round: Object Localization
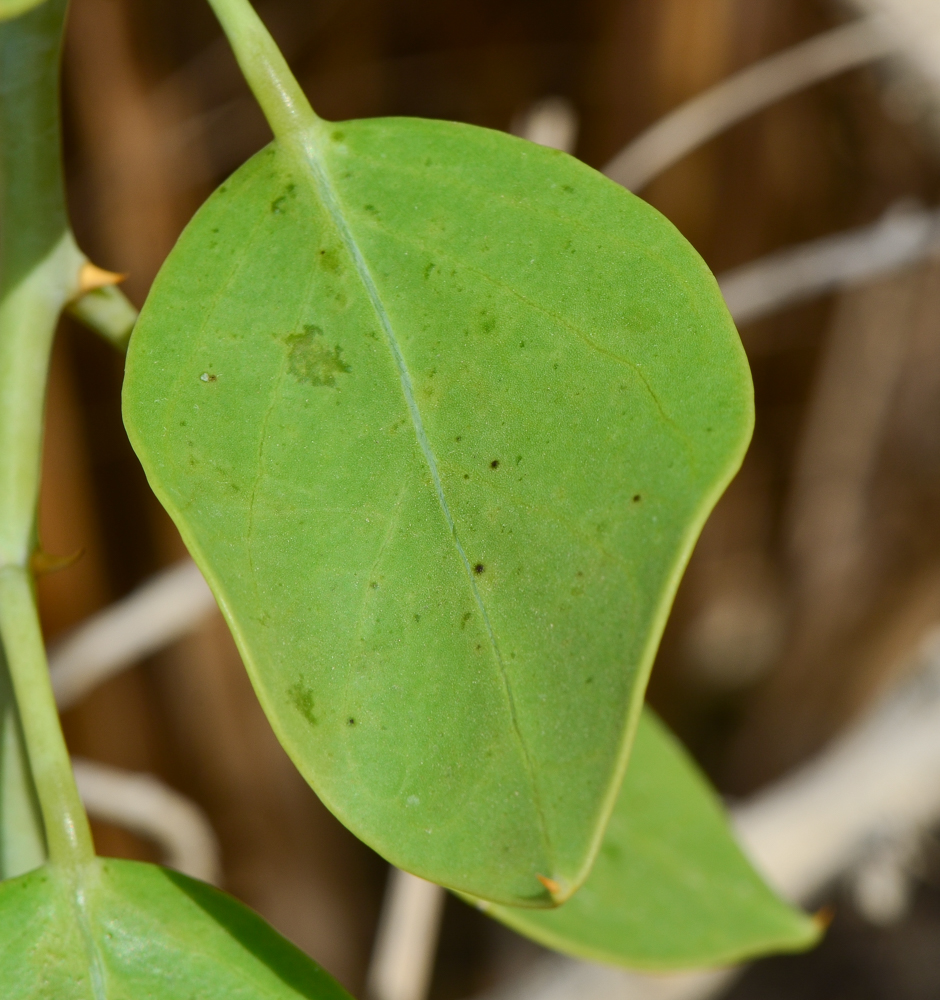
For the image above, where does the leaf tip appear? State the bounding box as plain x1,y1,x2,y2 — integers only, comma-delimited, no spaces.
537,874,566,903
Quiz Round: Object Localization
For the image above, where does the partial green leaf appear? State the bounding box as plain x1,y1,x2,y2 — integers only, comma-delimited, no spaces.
0,0,45,24
123,118,753,906
475,707,820,969
0,858,350,997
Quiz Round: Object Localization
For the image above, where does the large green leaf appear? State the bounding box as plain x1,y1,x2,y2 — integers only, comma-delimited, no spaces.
475,708,819,969
0,858,350,997
123,118,753,906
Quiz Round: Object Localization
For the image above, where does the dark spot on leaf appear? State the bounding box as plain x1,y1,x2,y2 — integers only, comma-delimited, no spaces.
199,372,217,382
633,494,641,502
461,611,472,629
585,676,594,684
288,682,317,726
370,581,378,589
516,456,522,464
271,195,287,214
463,474,469,480
347,717,356,726
490,460,499,469
424,262,436,279
480,311,496,334
455,435,462,442
414,614,421,623
474,564,485,574
363,204,378,215
519,341,525,348
287,326,350,387
562,185,574,194
318,248,342,273
332,130,345,141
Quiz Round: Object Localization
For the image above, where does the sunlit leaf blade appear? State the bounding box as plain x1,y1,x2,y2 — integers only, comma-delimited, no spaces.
123,118,753,906
476,708,820,969
0,858,351,998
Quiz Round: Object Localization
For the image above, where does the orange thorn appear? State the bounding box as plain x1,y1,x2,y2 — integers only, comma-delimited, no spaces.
78,261,126,295
31,548,84,577
537,874,561,896
813,904,835,931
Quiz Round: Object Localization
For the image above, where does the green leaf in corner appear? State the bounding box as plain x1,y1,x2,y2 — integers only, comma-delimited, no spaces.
123,117,753,907
0,858,350,998
0,0,46,23
476,707,820,969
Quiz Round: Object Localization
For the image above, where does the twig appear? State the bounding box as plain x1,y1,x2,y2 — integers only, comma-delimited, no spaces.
733,626,940,902
49,559,216,711
604,18,896,191
718,202,940,325
847,0,940,99
510,96,579,154
366,868,446,1000
72,756,221,884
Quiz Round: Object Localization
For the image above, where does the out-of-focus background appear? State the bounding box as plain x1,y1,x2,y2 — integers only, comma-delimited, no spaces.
42,0,940,997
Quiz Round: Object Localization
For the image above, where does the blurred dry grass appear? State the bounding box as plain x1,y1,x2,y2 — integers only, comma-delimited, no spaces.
35,0,940,996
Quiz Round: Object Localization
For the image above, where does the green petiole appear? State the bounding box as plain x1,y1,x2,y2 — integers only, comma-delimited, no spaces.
205,0,321,144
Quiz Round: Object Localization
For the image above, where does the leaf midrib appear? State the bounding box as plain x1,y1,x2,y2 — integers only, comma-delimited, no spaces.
291,130,553,868
67,865,107,1000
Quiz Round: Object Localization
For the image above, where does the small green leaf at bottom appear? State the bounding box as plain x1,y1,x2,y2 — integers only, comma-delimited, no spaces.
0,858,351,998
473,707,820,970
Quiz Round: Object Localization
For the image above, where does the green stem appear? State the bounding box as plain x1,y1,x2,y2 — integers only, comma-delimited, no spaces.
205,0,320,143
68,285,139,353
0,0,94,867
0,568,93,864
0,0,83,563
